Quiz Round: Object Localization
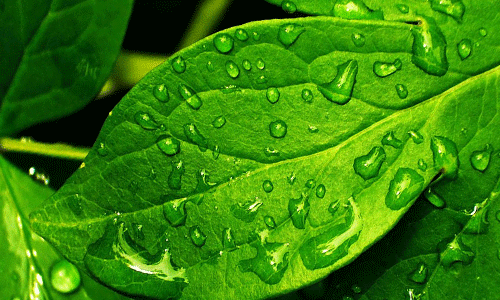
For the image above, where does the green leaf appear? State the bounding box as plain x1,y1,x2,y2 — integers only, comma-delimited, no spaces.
0,0,133,136
0,155,132,299
30,8,500,300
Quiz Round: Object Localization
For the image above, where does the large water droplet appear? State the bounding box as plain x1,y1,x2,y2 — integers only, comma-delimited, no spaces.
171,56,186,73
212,116,226,129
184,123,209,151
231,198,263,223
163,198,187,226
351,33,366,47
281,0,297,13
178,84,202,110
234,28,249,41
242,59,252,71
373,59,402,77
135,112,159,130
288,194,310,229
302,88,314,102
316,184,326,198
269,120,288,138
395,84,408,99
153,84,169,102
50,260,81,294
331,0,384,20
457,39,472,60
263,180,274,193
411,19,449,76
430,136,459,180
385,168,425,210
264,215,277,229
396,4,409,14
424,186,446,208
440,237,475,268
408,130,424,144
430,0,465,22
318,60,358,105
225,60,240,78
213,33,234,54
266,87,280,104
381,131,403,148
222,228,236,251
353,146,386,180
189,225,207,247
408,262,428,284
168,161,185,190
470,144,492,172
278,23,305,47
238,240,290,284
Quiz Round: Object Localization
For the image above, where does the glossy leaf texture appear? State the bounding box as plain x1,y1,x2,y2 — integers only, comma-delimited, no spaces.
30,12,500,300
0,0,133,136
0,156,132,300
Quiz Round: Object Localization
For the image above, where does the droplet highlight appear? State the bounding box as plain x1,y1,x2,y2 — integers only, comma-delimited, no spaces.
318,60,358,105
353,146,386,180
408,130,424,144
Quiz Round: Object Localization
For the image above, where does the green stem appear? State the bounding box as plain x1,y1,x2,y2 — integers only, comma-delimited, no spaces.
0,138,89,161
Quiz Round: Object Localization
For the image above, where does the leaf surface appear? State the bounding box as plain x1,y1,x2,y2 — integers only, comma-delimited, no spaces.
0,0,133,136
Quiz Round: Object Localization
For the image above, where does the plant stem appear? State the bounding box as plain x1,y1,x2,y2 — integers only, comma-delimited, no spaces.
0,138,89,161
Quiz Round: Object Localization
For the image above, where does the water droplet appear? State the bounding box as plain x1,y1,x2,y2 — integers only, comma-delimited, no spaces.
463,202,490,234
157,136,181,156
242,59,252,71
225,60,240,78
385,168,425,210
352,285,362,294
408,262,428,284
263,180,274,193
440,237,475,268
424,186,446,208
269,120,288,138
281,0,297,13
28,167,50,185
308,125,319,133
235,28,249,41
153,84,169,102
331,0,384,20
212,116,226,128
256,75,267,84
408,130,424,144
171,56,186,73
318,60,358,105
418,159,427,171
189,225,207,247
231,198,263,223
184,123,209,151
351,33,366,47
212,145,220,159
264,215,277,229
316,184,326,198
288,172,296,185
430,136,460,180
457,39,472,60
302,88,314,102
266,87,280,104
430,0,465,22
50,260,81,294
178,84,202,110
162,198,187,226
135,112,159,130
470,144,492,172
213,33,234,54
353,146,386,180
278,23,305,47
97,142,109,156
264,147,280,157
381,131,403,149
256,58,265,70
252,31,260,41
288,194,310,229
206,61,214,72
238,240,290,284
396,4,409,14
373,59,402,77
479,27,488,37
305,179,316,188
411,18,449,76
168,161,185,190
395,84,408,99
222,228,236,251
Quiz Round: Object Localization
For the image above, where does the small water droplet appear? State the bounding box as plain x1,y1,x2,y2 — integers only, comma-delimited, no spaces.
288,172,296,185
212,145,220,159
430,136,460,180
424,186,446,208
278,23,305,47
97,142,109,156
308,125,319,133
184,123,209,151
440,237,475,268
50,260,81,294
373,59,402,77
189,225,207,247
168,161,185,190
396,4,409,14
256,58,265,70
231,198,263,223
385,168,425,210
411,18,449,76
288,194,310,229
135,112,159,130
178,84,202,110
302,88,313,102
395,84,408,99
352,285,362,294
266,87,280,104
305,179,316,188
463,203,489,234
264,215,277,229
418,159,427,171
353,146,386,180
407,130,423,144
332,0,384,20
430,0,465,22
318,60,358,105
222,228,236,251
171,56,186,73
242,59,252,71
263,180,274,193
213,33,234,54
238,240,290,284
162,198,187,226
470,144,492,172
351,33,366,47
226,60,240,78
153,84,169,102
269,120,288,138
206,61,215,72
256,75,267,84
212,116,226,128
252,31,261,41
479,27,488,37
264,147,280,157
28,167,50,185
235,28,249,41
281,0,297,13
381,131,403,149
408,262,428,284
316,184,326,198
157,136,181,156
457,39,472,60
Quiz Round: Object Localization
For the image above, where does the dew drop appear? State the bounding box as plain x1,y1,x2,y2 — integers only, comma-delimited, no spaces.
288,172,296,185
281,0,297,13
189,225,207,247
353,146,386,180
352,285,362,294
396,4,409,14
470,144,492,172
440,238,475,268
316,184,326,198
395,84,408,99
318,60,358,105
212,116,226,128
225,60,240,78
213,33,234,54
252,31,260,41
264,147,280,157
373,59,402,77
424,186,446,208
97,142,109,156
178,84,202,110
305,179,316,188
153,84,169,102
457,39,472,60
463,203,489,234
308,126,319,133
351,33,366,47
256,58,265,70
418,159,427,171
331,0,384,20
238,240,290,284
231,198,263,223
302,88,314,102
430,136,459,180
385,168,425,210
242,59,252,71
269,120,288,138
264,215,277,229
162,198,187,226
171,56,186,73
135,112,159,130
168,161,185,190
235,28,249,41
278,23,305,48
157,136,181,156
381,131,403,148
256,75,267,84
408,262,428,284
213,145,220,159
184,123,209,151
479,27,488,37
222,228,236,251
429,0,465,22
288,194,310,229
411,18,449,76
408,130,424,144
50,260,81,294
266,87,280,104
263,180,274,193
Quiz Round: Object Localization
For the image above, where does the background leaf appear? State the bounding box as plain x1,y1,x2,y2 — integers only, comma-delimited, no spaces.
0,0,133,136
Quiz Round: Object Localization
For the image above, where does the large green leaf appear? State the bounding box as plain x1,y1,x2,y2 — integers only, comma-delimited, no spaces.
0,0,133,136
30,5,500,300
0,156,132,299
